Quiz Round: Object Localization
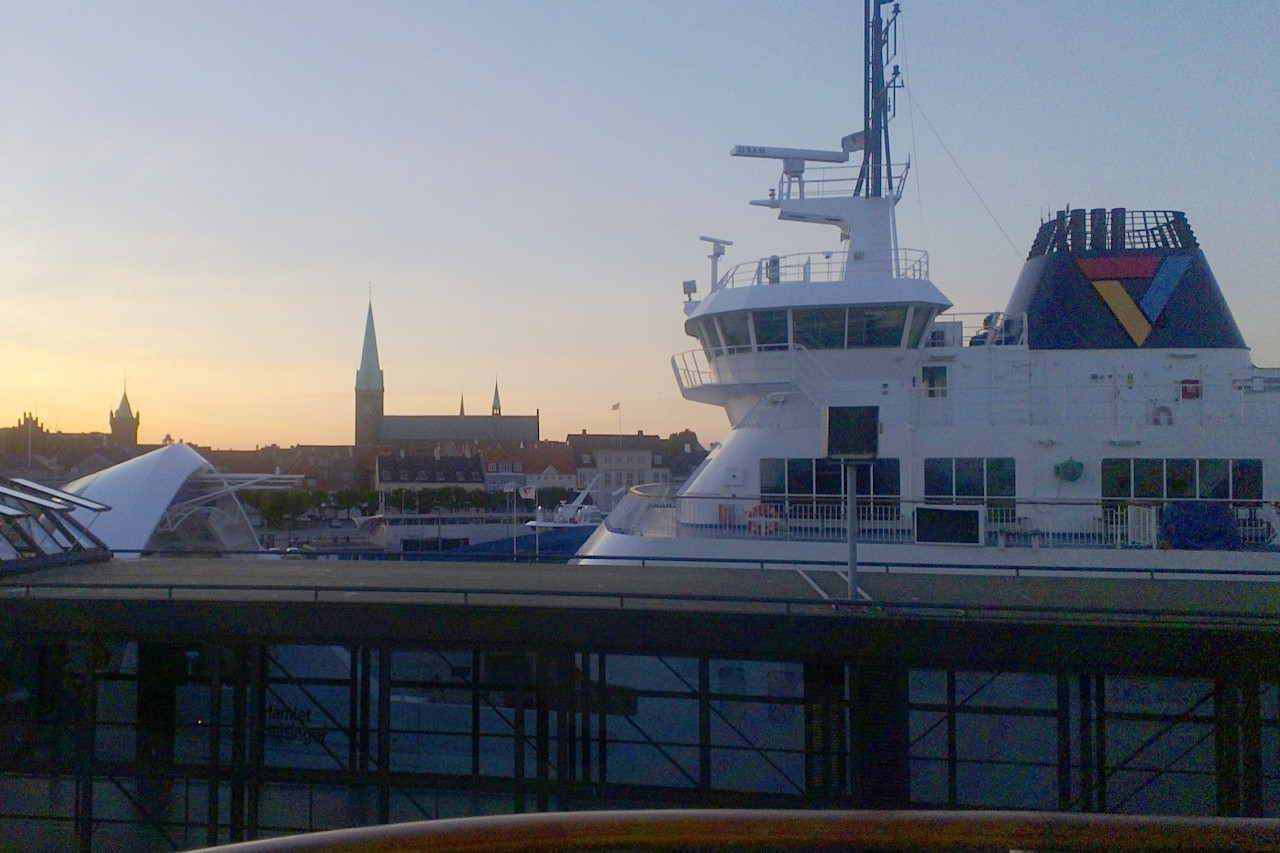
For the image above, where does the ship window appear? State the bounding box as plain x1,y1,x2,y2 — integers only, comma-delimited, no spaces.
1199,459,1229,499
814,458,842,495
760,459,785,495
1134,459,1163,499
922,365,948,398
954,458,984,498
905,305,933,348
786,459,813,495
760,458,900,500
849,306,907,347
696,318,722,357
1102,458,1264,502
793,307,846,350
752,310,789,351
1166,459,1195,498
1233,459,1263,501
925,457,1016,506
718,313,751,352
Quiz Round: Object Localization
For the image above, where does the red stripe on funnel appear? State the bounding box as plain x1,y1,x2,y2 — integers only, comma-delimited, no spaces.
1076,256,1161,280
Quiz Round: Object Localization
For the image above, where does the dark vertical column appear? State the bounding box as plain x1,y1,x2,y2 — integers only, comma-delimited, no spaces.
229,645,248,842
850,662,905,807
1215,680,1242,817
553,653,575,801
698,656,712,793
74,657,96,853
205,643,222,848
534,653,550,812
1089,208,1108,252
1056,673,1072,812
470,648,481,813
597,655,608,790
1110,208,1126,251
348,644,360,775
809,660,855,806
377,646,391,824
1094,674,1108,813
1068,208,1086,252
946,671,957,807
1240,681,1263,818
359,647,373,776
247,645,267,838
136,643,180,778
513,654,527,814
579,652,593,797
1078,674,1094,811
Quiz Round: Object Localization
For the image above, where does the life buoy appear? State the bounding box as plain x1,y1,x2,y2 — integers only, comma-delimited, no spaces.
746,504,781,536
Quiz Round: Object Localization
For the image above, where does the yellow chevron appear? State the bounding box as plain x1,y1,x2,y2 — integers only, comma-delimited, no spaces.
1093,280,1151,346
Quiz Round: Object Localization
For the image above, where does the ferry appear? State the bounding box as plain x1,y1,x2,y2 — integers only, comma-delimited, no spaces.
576,1,1280,580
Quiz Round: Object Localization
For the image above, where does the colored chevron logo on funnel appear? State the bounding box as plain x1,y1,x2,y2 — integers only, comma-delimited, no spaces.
1077,255,1193,346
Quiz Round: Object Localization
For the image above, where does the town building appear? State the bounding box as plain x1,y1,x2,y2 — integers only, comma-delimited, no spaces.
567,431,670,510
482,442,578,493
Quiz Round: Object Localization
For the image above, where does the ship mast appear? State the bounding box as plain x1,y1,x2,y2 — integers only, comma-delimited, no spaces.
856,0,901,199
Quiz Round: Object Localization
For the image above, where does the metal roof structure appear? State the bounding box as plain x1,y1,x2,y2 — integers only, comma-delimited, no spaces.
62,442,301,558
0,476,111,571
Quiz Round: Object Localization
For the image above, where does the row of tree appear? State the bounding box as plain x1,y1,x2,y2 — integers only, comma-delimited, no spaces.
239,486,577,528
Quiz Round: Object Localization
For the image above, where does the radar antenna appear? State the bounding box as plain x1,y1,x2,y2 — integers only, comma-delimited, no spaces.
699,236,733,290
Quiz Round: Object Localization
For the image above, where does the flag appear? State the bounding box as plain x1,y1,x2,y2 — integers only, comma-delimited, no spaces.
518,484,536,500
611,402,620,411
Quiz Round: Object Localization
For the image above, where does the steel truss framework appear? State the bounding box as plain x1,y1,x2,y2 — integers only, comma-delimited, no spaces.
0,634,1276,851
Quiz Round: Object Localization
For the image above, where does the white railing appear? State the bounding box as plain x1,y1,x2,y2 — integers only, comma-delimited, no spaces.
672,347,801,394
773,161,912,201
715,249,929,290
607,486,1279,552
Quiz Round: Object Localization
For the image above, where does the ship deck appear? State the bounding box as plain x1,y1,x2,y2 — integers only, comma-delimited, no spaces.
6,555,1278,633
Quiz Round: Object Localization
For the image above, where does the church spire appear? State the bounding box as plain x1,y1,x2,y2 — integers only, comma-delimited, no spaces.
354,300,385,454
109,384,139,447
459,392,466,417
491,379,502,416
355,301,384,392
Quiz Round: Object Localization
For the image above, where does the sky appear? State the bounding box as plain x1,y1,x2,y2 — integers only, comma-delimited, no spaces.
3,1,1278,451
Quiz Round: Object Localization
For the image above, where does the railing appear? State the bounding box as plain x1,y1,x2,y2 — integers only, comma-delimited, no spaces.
671,347,804,394
714,248,929,290
924,312,1028,347
608,487,1279,552
186,808,1280,853
772,160,912,200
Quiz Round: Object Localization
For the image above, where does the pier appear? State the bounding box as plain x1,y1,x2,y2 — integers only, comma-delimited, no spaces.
0,557,1277,850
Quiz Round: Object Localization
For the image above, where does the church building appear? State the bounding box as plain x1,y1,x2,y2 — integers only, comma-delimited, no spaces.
353,302,539,485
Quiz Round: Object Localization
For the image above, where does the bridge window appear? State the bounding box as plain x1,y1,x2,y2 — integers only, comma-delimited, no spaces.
752,310,789,350
793,307,846,349
694,318,722,357
849,306,907,347
718,313,750,352
906,305,933,348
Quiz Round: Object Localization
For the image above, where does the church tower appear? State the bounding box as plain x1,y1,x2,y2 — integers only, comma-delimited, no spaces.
109,388,139,448
491,380,502,416
354,302,385,452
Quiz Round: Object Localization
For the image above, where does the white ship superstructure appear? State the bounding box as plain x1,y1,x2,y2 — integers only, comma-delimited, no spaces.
577,1,1280,579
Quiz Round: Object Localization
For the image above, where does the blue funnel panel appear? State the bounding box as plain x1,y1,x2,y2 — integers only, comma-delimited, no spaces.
1004,208,1246,351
